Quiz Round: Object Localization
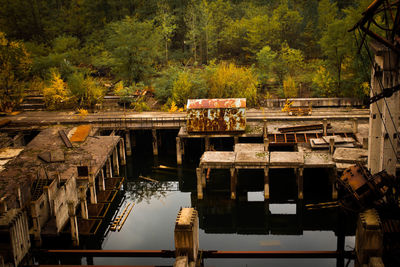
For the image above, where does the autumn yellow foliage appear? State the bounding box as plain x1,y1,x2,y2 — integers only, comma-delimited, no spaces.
206,62,258,106
43,70,70,110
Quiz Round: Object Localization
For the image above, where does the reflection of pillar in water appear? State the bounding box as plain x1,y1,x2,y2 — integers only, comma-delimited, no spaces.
152,129,158,156
264,167,269,200
230,168,237,200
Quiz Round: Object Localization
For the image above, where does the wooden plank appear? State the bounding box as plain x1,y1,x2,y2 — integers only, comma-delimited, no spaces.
58,130,73,148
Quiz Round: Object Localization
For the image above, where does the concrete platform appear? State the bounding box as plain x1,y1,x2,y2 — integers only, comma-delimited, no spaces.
200,151,236,168
333,148,368,164
234,143,265,152
235,151,269,168
303,152,335,168
269,152,304,167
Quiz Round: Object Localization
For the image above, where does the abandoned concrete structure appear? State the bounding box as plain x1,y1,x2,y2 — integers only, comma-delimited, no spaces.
0,125,125,266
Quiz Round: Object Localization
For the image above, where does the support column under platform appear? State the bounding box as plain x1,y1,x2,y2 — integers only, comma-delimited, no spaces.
125,131,132,156
119,139,126,166
112,147,119,176
67,201,79,247
176,137,182,165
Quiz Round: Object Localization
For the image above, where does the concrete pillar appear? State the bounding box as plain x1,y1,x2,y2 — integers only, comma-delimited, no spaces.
30,202,42,246
125,131,132,156
152,129,158,156
352,118,359,134
332,168,338,200
368,257,384,267
98,169,105,191
112,147,119,176
88,175,97,204
234,136,239,145
355,209,382,266
78,186,89,219
43,186,53,216
176,137,182,165
297,167,304,200
230,168,237,200
323,119,328,136
264,137,269,152
263,120,268,138
174,256,188,267
264,167,269,200
132,131,136,147
106,156,112,178
329,138,335,154
368,50,399,176
204,137,210,151
0,196,7,213
67,201,79,247
174,208,199,263
119,139,126,166
196,168,203,200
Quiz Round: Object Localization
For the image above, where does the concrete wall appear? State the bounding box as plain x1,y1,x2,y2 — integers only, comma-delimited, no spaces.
264,98,364,108
0,209,30,267
53,176,78,233
31,193,50,228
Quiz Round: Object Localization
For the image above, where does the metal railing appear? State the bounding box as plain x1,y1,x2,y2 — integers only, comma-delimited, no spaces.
97,116,186,129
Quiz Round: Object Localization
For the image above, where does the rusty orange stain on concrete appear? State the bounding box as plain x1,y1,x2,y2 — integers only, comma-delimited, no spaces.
70,125,92,142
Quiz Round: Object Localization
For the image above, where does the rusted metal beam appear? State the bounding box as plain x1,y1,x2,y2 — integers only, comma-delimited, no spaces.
202,250,354,259
40,250,354,259
41,250,175,258
278,123,331,133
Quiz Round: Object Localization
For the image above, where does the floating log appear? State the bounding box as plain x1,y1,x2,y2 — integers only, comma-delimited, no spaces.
139,175,159,183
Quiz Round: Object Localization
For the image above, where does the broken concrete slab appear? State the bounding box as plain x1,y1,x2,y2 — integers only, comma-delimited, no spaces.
333,148,368,164
0,148,24,160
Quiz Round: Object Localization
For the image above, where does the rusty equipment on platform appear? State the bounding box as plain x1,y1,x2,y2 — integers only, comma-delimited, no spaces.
186,98,246,132
281,100,312,116
336,163,398,212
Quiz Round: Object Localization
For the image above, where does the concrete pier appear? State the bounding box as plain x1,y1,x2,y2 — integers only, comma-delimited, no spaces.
125,131,132,156
176,137,182,165
112,147,119,176
355,209,382,266
78,186,89,219
106,156,112,178
98,169,105,191
119,139,126,165
67,201,79,247
174,208,199,265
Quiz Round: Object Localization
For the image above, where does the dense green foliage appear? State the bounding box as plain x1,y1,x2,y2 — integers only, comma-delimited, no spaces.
0,0,375,110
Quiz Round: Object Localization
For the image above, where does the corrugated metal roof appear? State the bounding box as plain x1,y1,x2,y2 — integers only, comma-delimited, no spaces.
187,98,246,109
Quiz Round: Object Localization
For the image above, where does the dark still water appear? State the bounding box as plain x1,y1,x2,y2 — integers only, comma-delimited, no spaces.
46,131,357,267
87,131,356,267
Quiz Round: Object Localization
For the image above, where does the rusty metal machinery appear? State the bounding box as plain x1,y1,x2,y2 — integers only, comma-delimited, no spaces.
336,163,398,212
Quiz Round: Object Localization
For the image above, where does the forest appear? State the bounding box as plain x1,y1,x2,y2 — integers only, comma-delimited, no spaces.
0,0,374,112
